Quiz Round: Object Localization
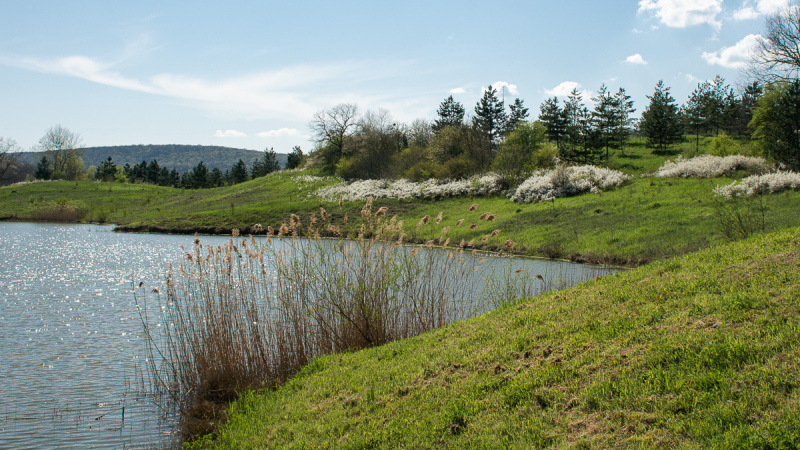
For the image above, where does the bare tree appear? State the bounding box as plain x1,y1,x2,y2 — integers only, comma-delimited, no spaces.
749,5,800,81
308,104,358,171
35,125,84,176
0,137,22,182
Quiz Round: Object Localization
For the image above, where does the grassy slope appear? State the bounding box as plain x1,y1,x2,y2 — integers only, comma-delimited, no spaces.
1,139,799,263
203,227,800,449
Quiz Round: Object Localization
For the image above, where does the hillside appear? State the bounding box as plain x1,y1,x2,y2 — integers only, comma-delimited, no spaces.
202,227,800,449
18,144,288,173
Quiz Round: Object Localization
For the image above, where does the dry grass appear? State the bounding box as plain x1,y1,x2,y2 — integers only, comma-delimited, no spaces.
138,201,596,441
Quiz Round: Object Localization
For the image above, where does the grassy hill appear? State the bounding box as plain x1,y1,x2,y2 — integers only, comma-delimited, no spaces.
197,227,800,449
18,144,288,173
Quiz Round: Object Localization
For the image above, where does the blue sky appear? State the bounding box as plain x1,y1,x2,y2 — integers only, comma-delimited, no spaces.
0,0,785,152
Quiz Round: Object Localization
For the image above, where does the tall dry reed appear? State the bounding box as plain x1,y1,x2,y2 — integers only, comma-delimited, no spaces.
137,201,616,439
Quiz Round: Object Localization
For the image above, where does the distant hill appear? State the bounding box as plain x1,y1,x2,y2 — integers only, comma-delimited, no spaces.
19,144,288,173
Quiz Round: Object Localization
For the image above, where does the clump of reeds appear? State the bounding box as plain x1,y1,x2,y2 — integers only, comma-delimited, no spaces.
29,199,89,222
140,202,487,439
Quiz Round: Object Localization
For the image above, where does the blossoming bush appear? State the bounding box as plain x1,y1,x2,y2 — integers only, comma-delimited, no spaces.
510,165,629,204
649,155,767,179
314,174,503,201
713,170,800,198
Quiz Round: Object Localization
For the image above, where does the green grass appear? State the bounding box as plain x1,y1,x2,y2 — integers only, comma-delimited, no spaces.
1,139,798,264
196,227,800,449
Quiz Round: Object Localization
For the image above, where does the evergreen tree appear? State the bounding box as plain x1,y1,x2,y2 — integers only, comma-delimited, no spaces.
264,148,281,174
538,97,567,148
750,80,800,170
683,83,710,152
230,159,249,184
286,145,303,169
473,85,507,149
158,167,171,186
506,98,530,133
170,168,181,187
35,155,52,180
612,87,636,153
591,84,616,160
432,95,465,132
146,159,160,184
191,161,209,188
641,80,683,153
95,157,117,182
209,167,225,187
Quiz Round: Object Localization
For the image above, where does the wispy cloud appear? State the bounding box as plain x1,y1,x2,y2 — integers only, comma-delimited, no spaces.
702,34,761,69
638,0,722,29
257,128,298,137
448,87,465,94
214,129,246,137
0,50,423,122
734,0,789,20
625,54,648,65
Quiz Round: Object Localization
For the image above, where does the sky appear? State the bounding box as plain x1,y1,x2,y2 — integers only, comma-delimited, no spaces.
0,0,788,153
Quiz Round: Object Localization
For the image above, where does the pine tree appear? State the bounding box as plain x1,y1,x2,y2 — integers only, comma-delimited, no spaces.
591,84,616,160
641,80,683,153
286,145,303,169
683,83,710,152
432,95,465,132
506,98,530,133
612,88,635,154
35,155,52,180
229,159,248,184
538,97,567,148
95,157,117,182
191,161,210,188
473,85,507,149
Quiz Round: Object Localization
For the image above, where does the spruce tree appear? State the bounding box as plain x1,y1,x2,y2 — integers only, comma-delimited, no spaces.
229,159,248,184
612,87,636,154
506,98,530,133
591,84,616,160
286,145,303,169
641,80,683,153
473,85,507,149
35,155,52,180
538,97,567,148
432,96,465,132
683,83,709,152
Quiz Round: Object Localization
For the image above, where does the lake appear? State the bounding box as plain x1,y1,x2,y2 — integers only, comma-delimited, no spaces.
0,222,619,449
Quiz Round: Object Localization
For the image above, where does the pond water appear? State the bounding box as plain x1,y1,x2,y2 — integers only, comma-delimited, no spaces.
0,222,621,449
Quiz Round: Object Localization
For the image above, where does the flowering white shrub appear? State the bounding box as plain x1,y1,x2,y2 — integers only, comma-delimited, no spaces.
713,170,800,198
314,174,503,201
648,155,767,179
510,165,629,204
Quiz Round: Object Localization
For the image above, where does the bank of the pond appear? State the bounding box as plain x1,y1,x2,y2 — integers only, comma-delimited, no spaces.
2,171,799,266
194,227,800,449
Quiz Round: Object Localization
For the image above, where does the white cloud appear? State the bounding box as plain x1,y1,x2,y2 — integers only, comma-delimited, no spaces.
638,0,722,29
544,81,582,97
734,0,789,20
733,6,760,20
632,28,643,33
486,81,518,96
257,128,299,137
625,54,648,65
685,73,700,83
702,34,762,69
214,129,246,138
449,87,465,94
